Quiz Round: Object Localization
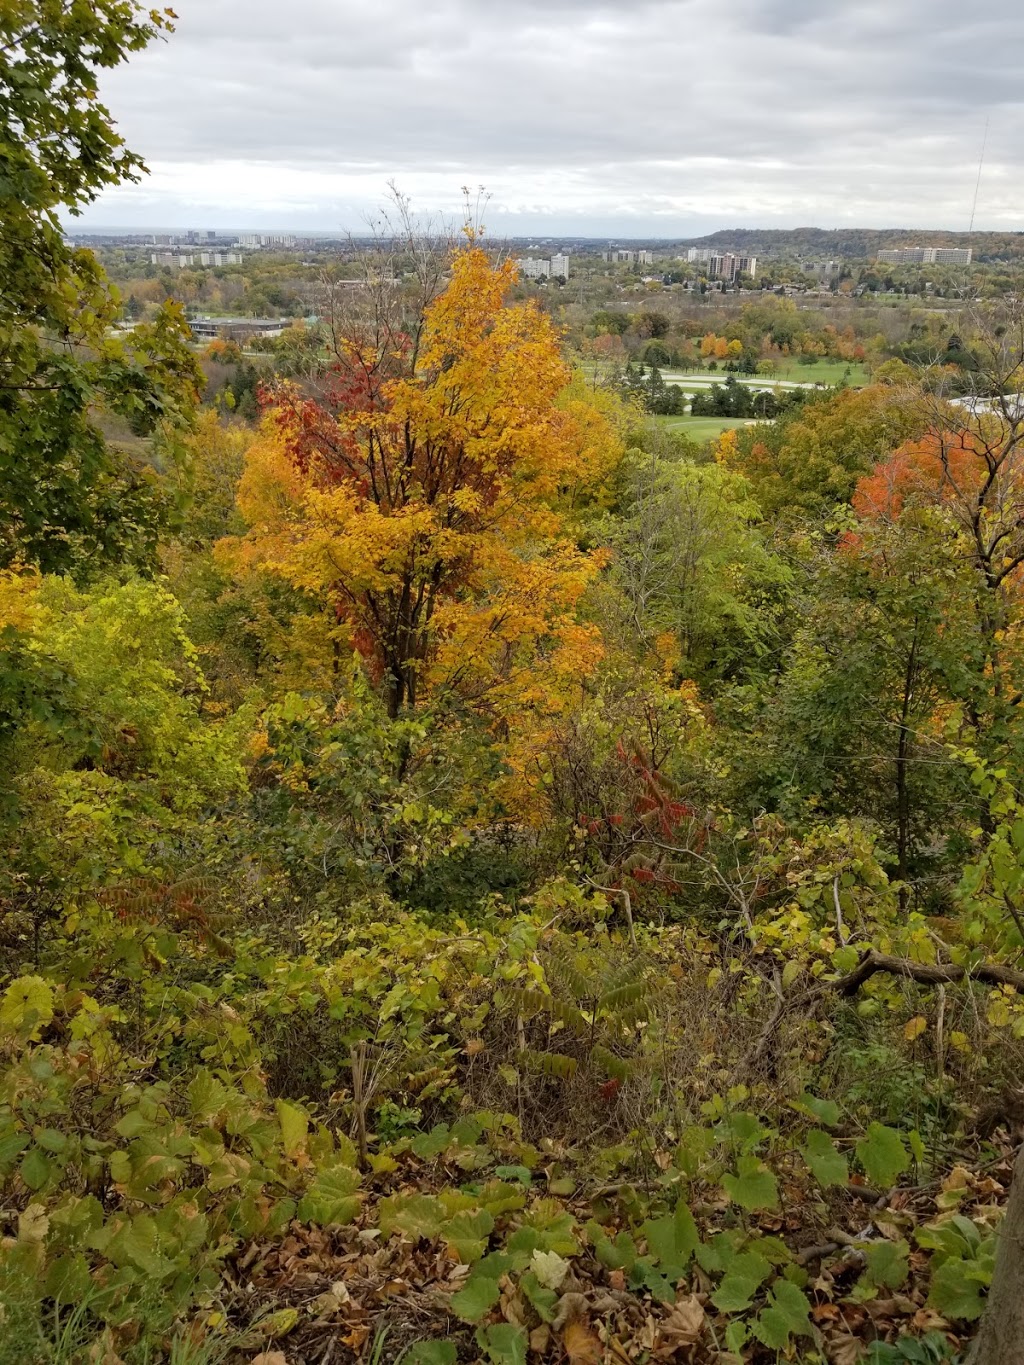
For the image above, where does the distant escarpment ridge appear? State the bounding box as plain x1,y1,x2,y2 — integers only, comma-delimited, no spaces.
675,227,1024,261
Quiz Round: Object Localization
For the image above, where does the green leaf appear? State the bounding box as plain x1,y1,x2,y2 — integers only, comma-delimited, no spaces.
0,1131,29,1172
642,1197,699,1279
855,1123,910,1188
477,1181,527,1216
515,1205,578,1255
862,1239,910,1290
411,1125,452,1160
403,1345,457,1365
724,1319,750,1353
752,1280,813,1349
802,1129,848,1187
379,1193,446,1241
44,1251,92,1303
475,1324,527,1365
587,1223,637,1272
520,1270,558,1323
0,976,54,1041
722,1155,779,1211
640,1263,677,1304
35,1128,68,1154
451,1268,503,1323
716,1110,767,1152
795,1092,840,1127
710,1250,772,1312
20,1146,53,1191
442,1209,494,1263
494,1165,533,1186
297,1164,362,1226
928,1258,988,1321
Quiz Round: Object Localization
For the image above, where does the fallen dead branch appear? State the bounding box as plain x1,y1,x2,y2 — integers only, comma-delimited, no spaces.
833,950,1024,995
747,949,1024,1075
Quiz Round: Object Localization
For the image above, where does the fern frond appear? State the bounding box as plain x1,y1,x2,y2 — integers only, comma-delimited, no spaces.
516,1049,579,1080
508,988,588,1033
598,980,647,1014
614,1000,649,1027
546,952,597,1004
590,1045,632,1083
508,987,550,1019
605,957,646,992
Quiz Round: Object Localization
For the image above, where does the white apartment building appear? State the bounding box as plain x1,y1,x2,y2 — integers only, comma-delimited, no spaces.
877,247,972,266
151,251,243,269
551,253,571,278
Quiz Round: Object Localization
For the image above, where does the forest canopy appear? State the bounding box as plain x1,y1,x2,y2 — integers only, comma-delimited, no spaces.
5,11,1024,1364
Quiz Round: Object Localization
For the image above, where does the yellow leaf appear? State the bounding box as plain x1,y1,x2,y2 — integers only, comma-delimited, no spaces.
563,1320,602,1365
904,1015,928,1041
275,1100,308,1160
782,959,802,989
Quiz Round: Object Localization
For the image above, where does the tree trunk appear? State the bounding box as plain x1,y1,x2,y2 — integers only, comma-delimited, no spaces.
895,622,919,907
970,1143,1024,1364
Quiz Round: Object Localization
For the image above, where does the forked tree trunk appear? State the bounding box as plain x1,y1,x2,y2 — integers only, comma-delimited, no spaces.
971,1143,1024,1364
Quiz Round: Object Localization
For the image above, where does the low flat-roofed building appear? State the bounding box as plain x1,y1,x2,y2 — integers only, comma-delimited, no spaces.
188,316,292,341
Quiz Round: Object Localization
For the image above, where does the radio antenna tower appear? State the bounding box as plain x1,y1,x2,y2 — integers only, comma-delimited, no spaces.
968,116,990,233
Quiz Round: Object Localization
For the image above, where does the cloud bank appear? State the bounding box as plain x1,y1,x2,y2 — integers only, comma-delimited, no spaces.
81,0,1024,234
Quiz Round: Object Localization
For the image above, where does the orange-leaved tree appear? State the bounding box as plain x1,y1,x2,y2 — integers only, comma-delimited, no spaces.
219,243,621,728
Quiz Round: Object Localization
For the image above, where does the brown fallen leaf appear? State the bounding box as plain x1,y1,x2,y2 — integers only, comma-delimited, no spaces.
553,1292,590,1330
86,1336,126,1365
812,1303,842,1323
251,1355,288,1365
912,1308,950,1332
530,1324,551,1355
564,1319,602,1365
827,1338,862,1365
657,1294,705,1350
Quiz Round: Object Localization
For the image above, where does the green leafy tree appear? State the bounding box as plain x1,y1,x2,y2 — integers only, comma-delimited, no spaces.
604,454,791,684
738,512,973,889
0,1,201,574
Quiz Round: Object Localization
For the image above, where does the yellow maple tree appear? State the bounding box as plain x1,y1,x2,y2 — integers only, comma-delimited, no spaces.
220,245,621,742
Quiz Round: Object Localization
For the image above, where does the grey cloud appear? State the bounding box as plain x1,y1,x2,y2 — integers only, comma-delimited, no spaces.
85,0,1024,231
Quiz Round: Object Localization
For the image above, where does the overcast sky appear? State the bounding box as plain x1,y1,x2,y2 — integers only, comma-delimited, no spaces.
78,0,1024,236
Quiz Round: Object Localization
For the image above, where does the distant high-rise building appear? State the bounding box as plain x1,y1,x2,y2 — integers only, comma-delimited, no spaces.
550,253,570,278
637,250,655,265
699,252,756,282
686,248,714,264
516,256,552,279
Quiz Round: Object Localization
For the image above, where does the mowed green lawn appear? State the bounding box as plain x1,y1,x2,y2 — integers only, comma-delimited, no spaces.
654,414,761,442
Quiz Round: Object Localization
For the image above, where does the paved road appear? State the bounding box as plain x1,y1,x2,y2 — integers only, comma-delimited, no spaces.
660,372,839,391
